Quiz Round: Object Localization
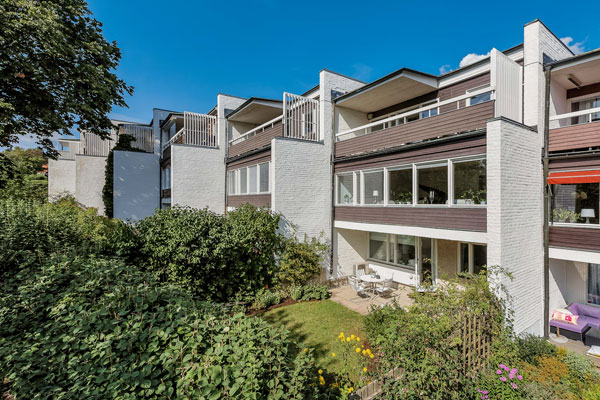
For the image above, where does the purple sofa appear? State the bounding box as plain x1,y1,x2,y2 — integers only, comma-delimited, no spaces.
550,303,600,341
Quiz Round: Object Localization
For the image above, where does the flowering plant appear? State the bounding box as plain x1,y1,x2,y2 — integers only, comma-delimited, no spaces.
478,363,524,399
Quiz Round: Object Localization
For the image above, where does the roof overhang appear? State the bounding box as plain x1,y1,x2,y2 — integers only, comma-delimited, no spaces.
227,98,282,124
550,50,600,89
159,112,184,128
334,68,438,113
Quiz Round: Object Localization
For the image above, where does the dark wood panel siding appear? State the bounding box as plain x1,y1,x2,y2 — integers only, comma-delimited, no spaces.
549,121,600,152
335,206,487,232
567,82,600,99
227,122,283,158
227,150,270,170
335,101,494,159
335,134,486,172
372,73,491,118
549,156,600,171
227,194,271,208
161,189,171,198
550,226,600,252
161,145,171,164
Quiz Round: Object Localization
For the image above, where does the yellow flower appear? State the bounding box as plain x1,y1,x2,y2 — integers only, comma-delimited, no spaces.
369,354,374,359
362,350,366,355
355,348,361,353
351,334,355,340
319,376,325,385
348,387,354,393
363,367,368,373
356,337,360,342
331,352,336,357
303,348,308,352
346,337,351,342
339,331,344,337
318,369,323,374
362,344,365,348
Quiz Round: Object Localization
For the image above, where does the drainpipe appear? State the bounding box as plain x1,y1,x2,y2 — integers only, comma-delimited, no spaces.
543,66,552,338
329,101,336,277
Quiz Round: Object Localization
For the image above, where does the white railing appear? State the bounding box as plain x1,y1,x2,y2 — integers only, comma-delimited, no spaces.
80,131,115,156
120,124,154,153
161,112,217,151
283,92,320,141
228,115,283,146
549,106,600,125
335,86,495,142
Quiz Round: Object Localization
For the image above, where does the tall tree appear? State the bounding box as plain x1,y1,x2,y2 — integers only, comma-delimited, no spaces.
0,0,133,157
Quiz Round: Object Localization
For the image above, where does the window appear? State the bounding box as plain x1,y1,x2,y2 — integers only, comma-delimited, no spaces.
420,107,439,119
388,167,413,205
417,164,448,204
363,170,384,204
259,162,269,193
395,235,416,267
369,232,388,262
552,182,599,224
467,86,492,106
454,159,486,204
228,171,237,195
589,264,600,305
458,243,487,275
572,97,600,124
337,174,354,205
248,165,258,194
240,167,247,194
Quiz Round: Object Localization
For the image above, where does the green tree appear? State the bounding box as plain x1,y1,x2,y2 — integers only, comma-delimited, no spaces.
0,0,132,157
3,147,46,175
0,147,48,201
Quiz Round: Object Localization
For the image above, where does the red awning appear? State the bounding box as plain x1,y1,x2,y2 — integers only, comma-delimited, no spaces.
548,170,600,184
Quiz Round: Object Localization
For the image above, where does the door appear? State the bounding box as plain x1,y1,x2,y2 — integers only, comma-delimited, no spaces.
417,237,437,291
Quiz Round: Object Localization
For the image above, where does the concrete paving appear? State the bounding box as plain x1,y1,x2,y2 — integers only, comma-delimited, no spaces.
329,283,414,315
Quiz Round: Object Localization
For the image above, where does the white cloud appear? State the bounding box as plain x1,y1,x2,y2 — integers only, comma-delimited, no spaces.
351,63,373,82
560,36,586,55
459,52,491,68
439,64,452,74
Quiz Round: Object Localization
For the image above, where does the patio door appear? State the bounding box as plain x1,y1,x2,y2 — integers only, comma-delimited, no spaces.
416,237,437,291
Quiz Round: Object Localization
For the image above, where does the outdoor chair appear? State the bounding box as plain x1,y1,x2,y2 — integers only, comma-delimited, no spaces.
375,278,394,297
348,276,369,303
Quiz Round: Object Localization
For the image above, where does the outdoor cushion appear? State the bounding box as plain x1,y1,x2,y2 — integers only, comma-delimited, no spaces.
551,310,579,325
568,303,580,315
550,317,589,333
578,303,600,319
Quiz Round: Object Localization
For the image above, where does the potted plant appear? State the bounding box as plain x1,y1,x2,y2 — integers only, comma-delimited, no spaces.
552,208,579,223
476,189,487,205
460,189,476,205
399,192,412,204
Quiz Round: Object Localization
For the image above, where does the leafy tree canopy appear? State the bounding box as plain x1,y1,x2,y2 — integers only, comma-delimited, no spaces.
0,0,132,157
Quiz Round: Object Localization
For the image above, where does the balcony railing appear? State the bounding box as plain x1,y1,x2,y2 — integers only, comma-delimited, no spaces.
549,106,600,152
57,142,80,160
229,115,283,147
162,112,217,152
335,86,495,142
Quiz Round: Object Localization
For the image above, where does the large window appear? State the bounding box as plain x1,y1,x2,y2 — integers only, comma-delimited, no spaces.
417,164,448,204
248,165,258,194
368,232,416,268
337,174,354,205
363,170,384,204
388,168,413,205
454,159,486,205
395,235,416,267
369,232,388,262
240,167,247,194
228,171,236,195
552,183,599,224
259,162,269,193
458,243,487,275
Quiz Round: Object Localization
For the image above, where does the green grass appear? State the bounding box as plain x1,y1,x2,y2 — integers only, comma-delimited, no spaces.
261,300,366,375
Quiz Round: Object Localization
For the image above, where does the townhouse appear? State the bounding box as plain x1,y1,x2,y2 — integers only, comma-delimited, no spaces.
47,19,600,337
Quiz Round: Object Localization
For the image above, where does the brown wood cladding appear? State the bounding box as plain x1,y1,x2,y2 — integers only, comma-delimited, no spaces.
549,156,600,171
549,226,600,252
567,82,600,99
227,122,283,158
335,206,487,232
227,150,270,169
549,121,600,152
335,133,486,172
161,189,171,198
227,194,271,208
335,101,494,159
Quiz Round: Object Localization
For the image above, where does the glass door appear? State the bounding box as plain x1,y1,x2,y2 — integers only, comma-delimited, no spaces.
417,237,437,291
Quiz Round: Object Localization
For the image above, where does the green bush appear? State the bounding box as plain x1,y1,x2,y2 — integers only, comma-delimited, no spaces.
514,334,556,366
563,351,597,382
251,288,282,310
278,234,328,286
137,205,284,301
290,285,304,301
300,283,330,301
0,256,318,399
0,197,138,276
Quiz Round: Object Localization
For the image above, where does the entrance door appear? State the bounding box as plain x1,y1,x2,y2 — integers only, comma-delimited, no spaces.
417,237,437,291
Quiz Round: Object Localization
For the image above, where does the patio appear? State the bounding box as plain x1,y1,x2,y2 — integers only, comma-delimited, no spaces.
329,281,414,315
549,335,600,368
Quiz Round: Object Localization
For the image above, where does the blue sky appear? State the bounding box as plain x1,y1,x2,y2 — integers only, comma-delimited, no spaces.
21,0,600,146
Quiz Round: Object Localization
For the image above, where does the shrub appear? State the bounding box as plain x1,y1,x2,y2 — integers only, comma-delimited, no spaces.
290,285,304,301
476,363,525,400
0,198,138,276
514,333,556,366
300,283,330,301
0,256,317,399
137,205,284,301
278,234,328,286
563,351,597,382
250,288,282,310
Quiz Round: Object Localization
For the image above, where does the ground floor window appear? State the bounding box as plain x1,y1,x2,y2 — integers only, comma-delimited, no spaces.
589,264,600,305
458,243,487,276
368,232,416,268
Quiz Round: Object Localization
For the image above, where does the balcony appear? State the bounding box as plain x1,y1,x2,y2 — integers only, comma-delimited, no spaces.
335,87,495,158
549,107,600,152
228,116,284,158
161,112,217,153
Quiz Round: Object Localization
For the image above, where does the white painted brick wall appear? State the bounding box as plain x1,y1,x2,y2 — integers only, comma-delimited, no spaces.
171,144,225,213
487,118,544,334
75,154,107,215
333,228,368,278
48,158,76,199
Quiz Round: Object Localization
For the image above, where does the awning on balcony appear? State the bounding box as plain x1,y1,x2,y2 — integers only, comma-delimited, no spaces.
548,170,600,184
227,97,282,125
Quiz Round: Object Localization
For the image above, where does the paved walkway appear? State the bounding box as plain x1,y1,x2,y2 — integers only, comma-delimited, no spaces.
329,283,414,315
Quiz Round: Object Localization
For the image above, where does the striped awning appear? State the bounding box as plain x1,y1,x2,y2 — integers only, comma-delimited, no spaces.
548,170,600,184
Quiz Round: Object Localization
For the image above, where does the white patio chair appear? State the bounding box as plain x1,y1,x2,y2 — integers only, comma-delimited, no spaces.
375,278,394,297
348,276,369,303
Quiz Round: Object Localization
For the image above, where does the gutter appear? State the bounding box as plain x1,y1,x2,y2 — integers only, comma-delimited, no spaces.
543,67,552,338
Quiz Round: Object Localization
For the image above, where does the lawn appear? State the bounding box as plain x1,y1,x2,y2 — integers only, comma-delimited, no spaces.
262,300,367,376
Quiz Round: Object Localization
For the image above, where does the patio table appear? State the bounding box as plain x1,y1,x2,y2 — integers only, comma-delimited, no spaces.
360,275,384,298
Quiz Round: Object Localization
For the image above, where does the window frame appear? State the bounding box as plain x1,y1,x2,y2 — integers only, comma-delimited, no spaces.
550,177,600,228
466,85,492,107
367,232,417,270
457,242,487,275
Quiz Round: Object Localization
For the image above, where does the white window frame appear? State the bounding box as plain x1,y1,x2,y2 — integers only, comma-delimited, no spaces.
258,161,270,194
387,165,413,206
361,168,385,206
466,85,492,107
457,242,487,274
335,172,355,206
367,232,417,270
550,176,600,228
450,156,487,207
